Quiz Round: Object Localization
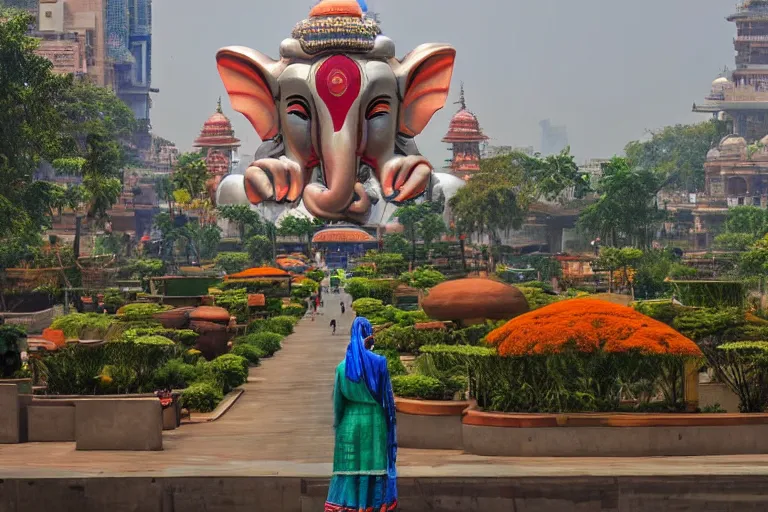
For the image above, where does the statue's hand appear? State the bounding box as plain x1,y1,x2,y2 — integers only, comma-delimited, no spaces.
244,157,304,204
378,155,432,203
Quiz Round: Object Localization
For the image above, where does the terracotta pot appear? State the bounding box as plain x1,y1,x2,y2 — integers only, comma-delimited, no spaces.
190,320,232,360
395,397,471,416
189,306,231,323
153,307,194,329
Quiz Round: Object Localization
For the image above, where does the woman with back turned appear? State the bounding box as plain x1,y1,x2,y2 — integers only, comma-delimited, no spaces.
324,317,397,512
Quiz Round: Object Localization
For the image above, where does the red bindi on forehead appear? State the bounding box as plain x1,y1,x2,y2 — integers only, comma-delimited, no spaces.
315,55,362,132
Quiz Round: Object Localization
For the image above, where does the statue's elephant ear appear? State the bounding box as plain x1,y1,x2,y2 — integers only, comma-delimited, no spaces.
216,46,285,141
395,44,456,137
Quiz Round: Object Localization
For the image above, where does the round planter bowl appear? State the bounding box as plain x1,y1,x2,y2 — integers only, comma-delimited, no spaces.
395,397,471,416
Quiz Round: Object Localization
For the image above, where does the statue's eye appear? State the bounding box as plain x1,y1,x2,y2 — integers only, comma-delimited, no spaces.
287,101,310,121
366,99,390,120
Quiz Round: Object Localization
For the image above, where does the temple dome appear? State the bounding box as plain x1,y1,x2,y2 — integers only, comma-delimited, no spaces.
194,100,241,148
442,109,489,143
706,148,721,161
711,76,730,91
719,134,747,149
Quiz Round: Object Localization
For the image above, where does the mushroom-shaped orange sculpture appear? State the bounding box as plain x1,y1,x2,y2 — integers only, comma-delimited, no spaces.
189,306,231,324
422,278,529,324
487,298,702,357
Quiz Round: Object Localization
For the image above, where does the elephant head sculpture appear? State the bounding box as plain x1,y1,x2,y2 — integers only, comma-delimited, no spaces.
216,0,456,223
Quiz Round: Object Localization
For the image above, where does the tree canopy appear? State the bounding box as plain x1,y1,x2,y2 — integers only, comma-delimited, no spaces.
578,157,666,248
0,8,136,255
624,120,728,193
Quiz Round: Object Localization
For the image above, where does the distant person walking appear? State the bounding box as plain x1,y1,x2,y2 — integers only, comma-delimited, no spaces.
340,302,346,315
330,319,337,336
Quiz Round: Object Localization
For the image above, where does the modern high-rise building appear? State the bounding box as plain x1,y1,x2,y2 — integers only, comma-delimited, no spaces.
539,119,568,156
32,0,154,141
693,0,768,141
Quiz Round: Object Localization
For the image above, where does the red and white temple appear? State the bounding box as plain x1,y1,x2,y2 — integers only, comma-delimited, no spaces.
194,99,241,203
442,84,488,180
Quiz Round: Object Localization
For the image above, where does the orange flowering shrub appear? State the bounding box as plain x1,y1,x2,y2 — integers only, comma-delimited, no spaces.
487,298,701,357
225,267,290,279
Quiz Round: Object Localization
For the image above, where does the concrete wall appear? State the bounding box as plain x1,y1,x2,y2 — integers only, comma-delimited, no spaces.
0,384,20,443
75,398,162,451
4,475,768,511
462,423,768,457
397,412,463,450
700,382,741,413
27,405,76,442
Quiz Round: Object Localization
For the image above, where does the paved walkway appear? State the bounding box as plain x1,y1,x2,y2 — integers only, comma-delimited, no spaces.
7,295,768,479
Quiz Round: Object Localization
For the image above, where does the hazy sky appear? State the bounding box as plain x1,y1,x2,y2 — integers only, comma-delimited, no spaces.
150,0,735,166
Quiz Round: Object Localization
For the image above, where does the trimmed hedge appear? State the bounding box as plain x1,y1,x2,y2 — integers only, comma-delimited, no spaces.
375,325,446,353
236,331,283,357
153,359,202,390
180,381,223,413
248,316,296,336
374,348,407,376
231,343,265,365
391,374,444,400
206,354,249,393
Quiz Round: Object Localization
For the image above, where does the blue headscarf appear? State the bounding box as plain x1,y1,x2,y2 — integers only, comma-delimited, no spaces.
344,317,397,499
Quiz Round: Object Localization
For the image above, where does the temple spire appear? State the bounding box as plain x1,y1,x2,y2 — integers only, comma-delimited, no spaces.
455,82,466,110
216,96,223,113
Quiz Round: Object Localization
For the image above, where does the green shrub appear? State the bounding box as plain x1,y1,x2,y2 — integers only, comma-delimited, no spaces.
264,316,296,336
306,269,325,282
450,324,493,345
97,364,137,393
391,374,445,400
214,288,248,322
346,278,371,301
125,258,165,290
153,359,201,390
376,325,446,353
282,303,307,317
352,298,385,317
116,303,172,322
231,344,265,365
374,348,407,376
237,331,283,356
132,335,175,346
368,280,397,304
206,354,249,393
0,325,26,378
220,279,285,295
399,267,445,290
50,313,114,339
180,381,223,413
41,340,178,395
291,283,314,300
266,298,283,315
517,287,559,310
215,252,252,275
103,290,126,312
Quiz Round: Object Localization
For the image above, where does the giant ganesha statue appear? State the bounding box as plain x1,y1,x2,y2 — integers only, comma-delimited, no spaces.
215,0,457,224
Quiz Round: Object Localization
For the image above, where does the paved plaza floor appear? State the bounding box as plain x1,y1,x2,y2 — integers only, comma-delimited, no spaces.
4,294,768,480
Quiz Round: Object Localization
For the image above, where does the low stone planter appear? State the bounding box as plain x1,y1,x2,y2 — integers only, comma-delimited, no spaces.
462,410,768,457
395,397,471,450
0,378,32,395
75,398,163,451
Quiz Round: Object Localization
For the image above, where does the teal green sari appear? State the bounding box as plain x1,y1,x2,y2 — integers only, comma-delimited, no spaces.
325,360,397,511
